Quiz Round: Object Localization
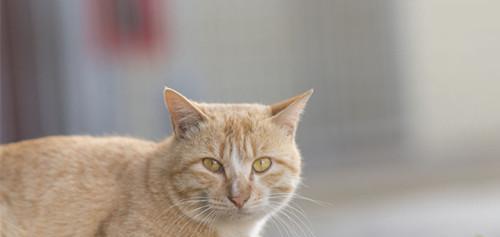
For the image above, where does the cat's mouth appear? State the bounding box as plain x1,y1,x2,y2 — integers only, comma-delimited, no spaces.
234,207,254,215
213,209,258,222
224,204,273,220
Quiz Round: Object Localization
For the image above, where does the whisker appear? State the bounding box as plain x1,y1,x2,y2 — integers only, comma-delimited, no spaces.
269,193,332,207
174,205,212,236
272,212,296,237
266,201,317,237
279,205,316,237
268,214,285,237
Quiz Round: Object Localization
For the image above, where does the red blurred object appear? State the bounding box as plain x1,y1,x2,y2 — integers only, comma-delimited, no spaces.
90,0,166,56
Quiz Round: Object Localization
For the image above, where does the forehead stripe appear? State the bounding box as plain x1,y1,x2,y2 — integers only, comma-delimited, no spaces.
231,143,242,169
219,141,226,159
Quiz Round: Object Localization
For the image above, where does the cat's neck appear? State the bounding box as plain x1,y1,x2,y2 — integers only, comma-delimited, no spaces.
215,217,267,237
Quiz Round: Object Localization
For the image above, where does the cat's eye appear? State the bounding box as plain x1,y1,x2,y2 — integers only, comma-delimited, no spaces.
202,158,224,173
252,157,272,173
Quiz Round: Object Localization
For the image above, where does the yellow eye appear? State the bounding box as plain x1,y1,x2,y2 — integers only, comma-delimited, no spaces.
202,158,223,173
252,157,272,173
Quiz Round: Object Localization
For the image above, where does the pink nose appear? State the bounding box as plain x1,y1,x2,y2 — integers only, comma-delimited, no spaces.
228,195,249,209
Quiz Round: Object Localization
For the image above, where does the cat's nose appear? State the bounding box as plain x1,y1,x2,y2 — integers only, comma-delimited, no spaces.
228,195,249,209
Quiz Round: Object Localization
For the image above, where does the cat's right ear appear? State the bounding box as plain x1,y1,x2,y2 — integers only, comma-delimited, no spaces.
163,88,208,138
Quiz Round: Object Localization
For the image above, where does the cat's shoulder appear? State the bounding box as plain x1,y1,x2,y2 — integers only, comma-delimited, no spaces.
1,135,157,157
2,135,155,147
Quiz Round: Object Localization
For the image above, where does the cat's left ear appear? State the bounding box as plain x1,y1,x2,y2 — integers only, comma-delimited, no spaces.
270,89,314,136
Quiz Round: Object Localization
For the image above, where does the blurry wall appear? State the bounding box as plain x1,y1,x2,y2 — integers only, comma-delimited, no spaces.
171,0,405,169
1,0,500,174
403,0,500,161
1,0,65,143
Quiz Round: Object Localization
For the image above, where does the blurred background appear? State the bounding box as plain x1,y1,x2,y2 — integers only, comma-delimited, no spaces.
1,0,500,236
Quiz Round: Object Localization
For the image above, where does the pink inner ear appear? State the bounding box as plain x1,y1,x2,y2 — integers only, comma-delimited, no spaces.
164,88,207,137
273,108,301,131
174,108,205,135
270,90,313,135
270,89,313,116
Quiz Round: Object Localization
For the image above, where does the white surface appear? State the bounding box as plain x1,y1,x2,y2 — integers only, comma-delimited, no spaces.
265,181,500,237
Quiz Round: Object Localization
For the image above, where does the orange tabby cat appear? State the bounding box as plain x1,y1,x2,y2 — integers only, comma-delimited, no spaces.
0,88,313,237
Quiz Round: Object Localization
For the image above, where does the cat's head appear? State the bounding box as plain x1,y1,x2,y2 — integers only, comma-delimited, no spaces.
161,88,312,223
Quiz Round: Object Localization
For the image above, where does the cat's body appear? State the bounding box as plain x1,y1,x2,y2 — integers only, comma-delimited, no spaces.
0,136,219,237
0,88,313,237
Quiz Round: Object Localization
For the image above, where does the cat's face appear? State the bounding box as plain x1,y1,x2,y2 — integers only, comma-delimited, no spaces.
163,88,312,223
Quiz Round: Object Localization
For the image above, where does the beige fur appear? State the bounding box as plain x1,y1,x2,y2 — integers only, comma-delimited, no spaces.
0,88,312,237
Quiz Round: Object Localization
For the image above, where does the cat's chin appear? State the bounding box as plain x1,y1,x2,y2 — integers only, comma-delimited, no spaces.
215,212,262,223
213,206,271,223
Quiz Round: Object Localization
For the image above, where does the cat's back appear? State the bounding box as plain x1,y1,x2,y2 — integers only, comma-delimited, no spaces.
0,135,156,183
0,136,157,236
1,135,156,157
